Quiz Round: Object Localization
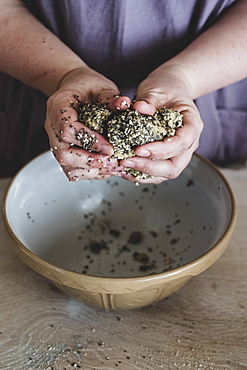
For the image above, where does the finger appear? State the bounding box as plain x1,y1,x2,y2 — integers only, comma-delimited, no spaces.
62,165,114,181
51,145,124,181
50,141,121,171
55,119,114,156
134,82,164,108
46,95,114,156
135,128,198,160
135,109,202,160
106,95,132,111
48,127,124,180
118,171,167,185
121,148,194,180
132,100,156,115
61,154,125,181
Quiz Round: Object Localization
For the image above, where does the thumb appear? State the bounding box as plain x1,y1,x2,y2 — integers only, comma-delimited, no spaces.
132,99,156,115
132,86,159,115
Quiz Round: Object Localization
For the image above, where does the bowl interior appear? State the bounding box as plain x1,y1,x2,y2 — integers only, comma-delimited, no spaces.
4,151,233,278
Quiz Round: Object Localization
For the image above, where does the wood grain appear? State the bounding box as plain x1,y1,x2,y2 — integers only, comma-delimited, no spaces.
0,165,246,370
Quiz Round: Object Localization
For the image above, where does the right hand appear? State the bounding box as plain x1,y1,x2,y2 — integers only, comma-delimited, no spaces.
45,67,131,181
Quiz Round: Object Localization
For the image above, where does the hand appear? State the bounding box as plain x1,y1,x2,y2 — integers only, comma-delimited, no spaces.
119,66,203,184
45,67,131,181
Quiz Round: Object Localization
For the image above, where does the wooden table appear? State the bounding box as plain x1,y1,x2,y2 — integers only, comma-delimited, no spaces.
0,165,246,370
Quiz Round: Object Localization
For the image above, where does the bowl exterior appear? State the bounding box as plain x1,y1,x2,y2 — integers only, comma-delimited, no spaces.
51,276,192,310
2,152,237,310
5,217,234,309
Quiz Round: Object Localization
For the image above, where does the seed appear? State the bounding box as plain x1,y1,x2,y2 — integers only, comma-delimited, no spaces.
78,103,183,179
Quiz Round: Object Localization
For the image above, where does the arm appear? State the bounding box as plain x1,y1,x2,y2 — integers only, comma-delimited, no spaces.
0,0,132,103
0,0,85,96
0,0,131,180
135,0,247,108
122,0,247,183
167,0,247,99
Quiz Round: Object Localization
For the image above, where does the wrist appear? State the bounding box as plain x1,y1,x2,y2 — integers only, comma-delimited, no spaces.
57,66,92,91
142,63,194,105
57,66,121,104
160,59,209,100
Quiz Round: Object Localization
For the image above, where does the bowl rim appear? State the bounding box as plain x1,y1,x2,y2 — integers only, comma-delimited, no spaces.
2,151,237,292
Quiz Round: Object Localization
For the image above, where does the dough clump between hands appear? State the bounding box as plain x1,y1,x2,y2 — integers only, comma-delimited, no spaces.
78,103,183,180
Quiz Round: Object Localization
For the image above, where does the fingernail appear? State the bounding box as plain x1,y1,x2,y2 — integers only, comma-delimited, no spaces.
120,99,130,109
137,149,150,157
101,145,114,156
122,160,135,168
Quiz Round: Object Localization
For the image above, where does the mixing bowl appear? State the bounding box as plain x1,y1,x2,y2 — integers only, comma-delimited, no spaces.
3,151,236,309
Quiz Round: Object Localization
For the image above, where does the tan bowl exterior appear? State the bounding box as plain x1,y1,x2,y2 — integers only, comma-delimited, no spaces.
3,208,236,310
2,156,237,310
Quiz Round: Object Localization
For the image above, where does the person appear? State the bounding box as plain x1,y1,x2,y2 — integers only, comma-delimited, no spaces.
0,0,247,183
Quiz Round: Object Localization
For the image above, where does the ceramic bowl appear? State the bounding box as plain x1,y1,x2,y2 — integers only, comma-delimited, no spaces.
3,151,236,310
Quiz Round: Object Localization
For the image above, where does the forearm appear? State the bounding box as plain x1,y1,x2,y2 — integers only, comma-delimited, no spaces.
152,0,247,99
0,0,88,96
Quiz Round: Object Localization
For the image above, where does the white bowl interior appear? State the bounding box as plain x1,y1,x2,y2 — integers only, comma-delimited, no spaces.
5,151,233,277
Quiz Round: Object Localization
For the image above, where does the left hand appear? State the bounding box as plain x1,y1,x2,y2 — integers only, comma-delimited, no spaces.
119,66,204,184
